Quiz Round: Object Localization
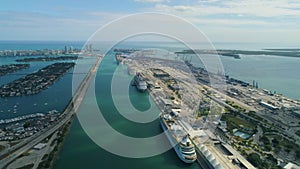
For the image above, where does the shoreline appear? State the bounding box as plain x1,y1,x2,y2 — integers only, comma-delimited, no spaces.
0,47,299,168
48,117,74,169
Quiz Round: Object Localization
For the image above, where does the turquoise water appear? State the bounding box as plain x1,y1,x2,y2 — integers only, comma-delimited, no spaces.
0,41,84,119
54,50,201,169
0,41,299,169
221,54,300,99
0,58,73,119
0,54,95,119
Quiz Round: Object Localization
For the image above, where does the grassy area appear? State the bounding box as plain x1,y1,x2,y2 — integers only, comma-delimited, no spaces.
38,121,72,169
195,109,209,117
266,134,300,155
0,145,5,152
246,153,282,169
221,114,256,132
225,100,246,112
8,141,20,147
296,130,300,137
16,164,34,169
259,136,272,151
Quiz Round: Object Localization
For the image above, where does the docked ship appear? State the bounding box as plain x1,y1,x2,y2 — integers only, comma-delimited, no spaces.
160,113,197,163
133,73,148,92
115,53,129,65
127,66,136,76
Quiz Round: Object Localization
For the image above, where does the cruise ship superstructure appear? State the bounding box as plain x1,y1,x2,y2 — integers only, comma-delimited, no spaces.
133,73,148,92
160,113,197,163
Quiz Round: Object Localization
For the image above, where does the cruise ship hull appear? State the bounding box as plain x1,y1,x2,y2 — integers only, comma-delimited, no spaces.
159,117,196,163
136,85,147,92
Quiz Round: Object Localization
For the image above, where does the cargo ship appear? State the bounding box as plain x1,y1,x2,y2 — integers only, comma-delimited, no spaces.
160,113,197,163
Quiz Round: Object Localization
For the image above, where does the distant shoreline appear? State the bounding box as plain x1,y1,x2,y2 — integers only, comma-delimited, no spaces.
175,49,300,58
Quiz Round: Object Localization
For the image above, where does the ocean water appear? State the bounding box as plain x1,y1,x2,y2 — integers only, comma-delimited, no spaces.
54,42,300,169
221,54,300,99
0,41,96,119
54,51,201,169
0,41,299,169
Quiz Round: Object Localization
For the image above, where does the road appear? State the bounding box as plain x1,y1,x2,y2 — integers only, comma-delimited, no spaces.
253,126,263,145
0,56,102,169
32,131,58,169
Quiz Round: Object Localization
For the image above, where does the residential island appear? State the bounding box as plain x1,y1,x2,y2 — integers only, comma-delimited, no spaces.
15,56,80,62
0,64,30,76
0,62,75,97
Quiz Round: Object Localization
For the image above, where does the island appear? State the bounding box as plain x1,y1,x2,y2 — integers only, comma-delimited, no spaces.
175,49,300,58
15,56,80,62
0,64,30,76
0,62,75,97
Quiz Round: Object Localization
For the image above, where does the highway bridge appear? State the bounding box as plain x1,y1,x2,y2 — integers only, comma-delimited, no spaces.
0,56,102,169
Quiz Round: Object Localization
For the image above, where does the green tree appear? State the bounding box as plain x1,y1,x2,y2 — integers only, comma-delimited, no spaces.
272,138,280,147
23,121,31,128
247,153,262,167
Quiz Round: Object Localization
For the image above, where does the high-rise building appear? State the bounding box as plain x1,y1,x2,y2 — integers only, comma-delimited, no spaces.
84,44,93,52
69,46,73,53
64,46,68,54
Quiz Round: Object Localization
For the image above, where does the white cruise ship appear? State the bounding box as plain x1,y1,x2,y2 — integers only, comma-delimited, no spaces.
133,73,148,92
160,114,197,163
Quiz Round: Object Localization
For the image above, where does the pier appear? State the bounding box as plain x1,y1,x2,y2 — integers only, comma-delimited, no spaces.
119,54,258,169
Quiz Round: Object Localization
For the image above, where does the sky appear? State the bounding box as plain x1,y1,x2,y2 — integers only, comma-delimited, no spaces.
1,0,300,43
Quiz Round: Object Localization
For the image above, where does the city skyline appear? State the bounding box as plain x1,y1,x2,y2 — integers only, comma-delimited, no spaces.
1,0,300,43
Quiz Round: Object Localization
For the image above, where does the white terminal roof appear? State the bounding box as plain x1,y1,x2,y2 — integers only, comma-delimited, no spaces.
33,143,47,150
284,162,300,169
